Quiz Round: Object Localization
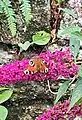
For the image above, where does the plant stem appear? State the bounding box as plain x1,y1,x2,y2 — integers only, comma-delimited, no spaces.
47,80,57,95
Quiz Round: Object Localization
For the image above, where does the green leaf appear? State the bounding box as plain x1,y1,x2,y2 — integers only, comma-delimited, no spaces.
59,8,77,18
18,41,31,51
75,97,82,105
0,88,13,104
0,105,8,120
70,36,80,58
69,77,82,110
32,31,50,45
0,0,3,13
19,0,22,4
3,0,12,7
0,8,3,13
0,87,9,91
2,0,16,37
20,0,31,24
58,25,81,37
71,31,82,40
54,81,69,104
78,65,82,77
57,0,64,4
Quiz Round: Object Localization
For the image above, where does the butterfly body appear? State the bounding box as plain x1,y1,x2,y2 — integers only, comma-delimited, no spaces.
24,58,48,74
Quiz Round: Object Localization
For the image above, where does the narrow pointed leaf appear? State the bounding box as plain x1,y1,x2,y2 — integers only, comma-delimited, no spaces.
69,77,82,110
78,65,82,77
54,81,69,104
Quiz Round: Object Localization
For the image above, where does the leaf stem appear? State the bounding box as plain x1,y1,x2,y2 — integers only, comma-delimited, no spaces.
47,80,57,95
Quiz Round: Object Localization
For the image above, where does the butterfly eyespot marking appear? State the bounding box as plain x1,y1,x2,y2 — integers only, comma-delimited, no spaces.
24,69,29,74
29,59,34,66
45,68,48,73
42,59,45,64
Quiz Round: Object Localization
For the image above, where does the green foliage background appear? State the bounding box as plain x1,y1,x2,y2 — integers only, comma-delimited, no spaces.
0,0,31,37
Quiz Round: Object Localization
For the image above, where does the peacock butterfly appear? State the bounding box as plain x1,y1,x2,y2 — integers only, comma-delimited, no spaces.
24,58,48,74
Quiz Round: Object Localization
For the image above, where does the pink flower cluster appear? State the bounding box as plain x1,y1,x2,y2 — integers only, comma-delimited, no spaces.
35,100,82,120
0,48,78,84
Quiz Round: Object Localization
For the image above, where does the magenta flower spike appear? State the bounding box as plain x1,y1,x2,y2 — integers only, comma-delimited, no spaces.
0,48,78,84
35,100,82,120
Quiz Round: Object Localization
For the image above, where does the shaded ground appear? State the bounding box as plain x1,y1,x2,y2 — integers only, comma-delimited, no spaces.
6,81,55,120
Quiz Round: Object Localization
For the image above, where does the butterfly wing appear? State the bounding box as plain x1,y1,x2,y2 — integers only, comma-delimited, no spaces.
24,58,48,74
